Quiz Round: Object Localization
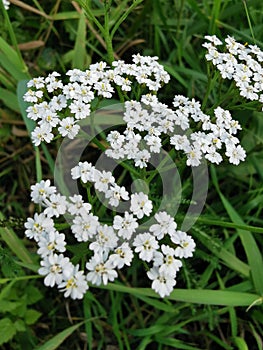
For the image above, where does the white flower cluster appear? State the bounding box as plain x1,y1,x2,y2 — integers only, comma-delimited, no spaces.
24,54,248,299
25,172,195,299
23,54,169,146
106,94,246,166
2,0,10,10
203,35,263,106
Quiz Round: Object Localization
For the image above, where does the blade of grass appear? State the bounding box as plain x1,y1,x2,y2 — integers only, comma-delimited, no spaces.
98,284,261,307
197,217,263,233
72,10,87,69
209,0,222,34
0,212,33,264
35,321,85,350
211,165,263,295
232,337,249,350
242,0,255,44
193,226,250,277
0,3,29,77
0,51,28,81
0,88,20,112
155,337,204,350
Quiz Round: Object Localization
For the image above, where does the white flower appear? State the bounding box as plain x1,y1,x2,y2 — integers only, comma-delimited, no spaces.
24,213,55,242
62,82,78,99
75,85,94,103
26,104,42,121
43,193,68,218
58,264,89,300
225,144,246,165
45,72,63,92
50,94,67,111
170,231,196,258
86,254,118,285
205,148,223,164
113,212,138,240
89,225,118,255
30,180,56,204
108,242,134,268
204,35,223,46
147,267,176,298
39,254,73,287
170,135,191,151
94,170,115,193
149,211,177,240
105,184,129,207
114,76,132,91
71,212,99,241
186,147,202,167
130,192,153,219
67,194,92,215
23,89,43,103
3,1,11,11
107,130,125,148
39,110,60,128
69,100,91,119
205,47,223,65
133,232,159,262
58,117,80,139
31,124,53,146
158,245,182,277
94,81,114,98
37,230,66,257
144,135,162,153
71,161,96,183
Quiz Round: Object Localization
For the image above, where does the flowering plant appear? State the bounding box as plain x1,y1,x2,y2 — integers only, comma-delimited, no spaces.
203,35,263,105
23,44,249,299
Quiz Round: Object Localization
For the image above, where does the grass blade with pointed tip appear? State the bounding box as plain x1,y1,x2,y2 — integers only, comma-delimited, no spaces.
35,321,85,350
211,165,263,295
98,283,261,307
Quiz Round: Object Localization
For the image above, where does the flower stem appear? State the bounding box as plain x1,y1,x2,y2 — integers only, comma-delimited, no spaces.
104,1,115,65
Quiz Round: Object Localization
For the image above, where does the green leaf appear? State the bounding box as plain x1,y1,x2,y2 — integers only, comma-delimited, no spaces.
24,309,42,325
0,37,27,73
35,321,85,350
0,318,16,345
0,52,28,81
26,285,43,305
14,319,26,332
0,300,22,313
0,87,20,112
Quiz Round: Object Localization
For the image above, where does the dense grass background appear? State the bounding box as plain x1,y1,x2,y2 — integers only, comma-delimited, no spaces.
1,0,263,349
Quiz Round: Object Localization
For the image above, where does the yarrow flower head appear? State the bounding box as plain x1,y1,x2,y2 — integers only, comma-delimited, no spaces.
24,53,248,299
24,55,170,146
25,167,197,298
203,35,263,110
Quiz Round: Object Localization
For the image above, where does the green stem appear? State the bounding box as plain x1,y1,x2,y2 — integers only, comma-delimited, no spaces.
35,147,42,183
77,0,105,34
104,1,115,64
201,63,213,110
